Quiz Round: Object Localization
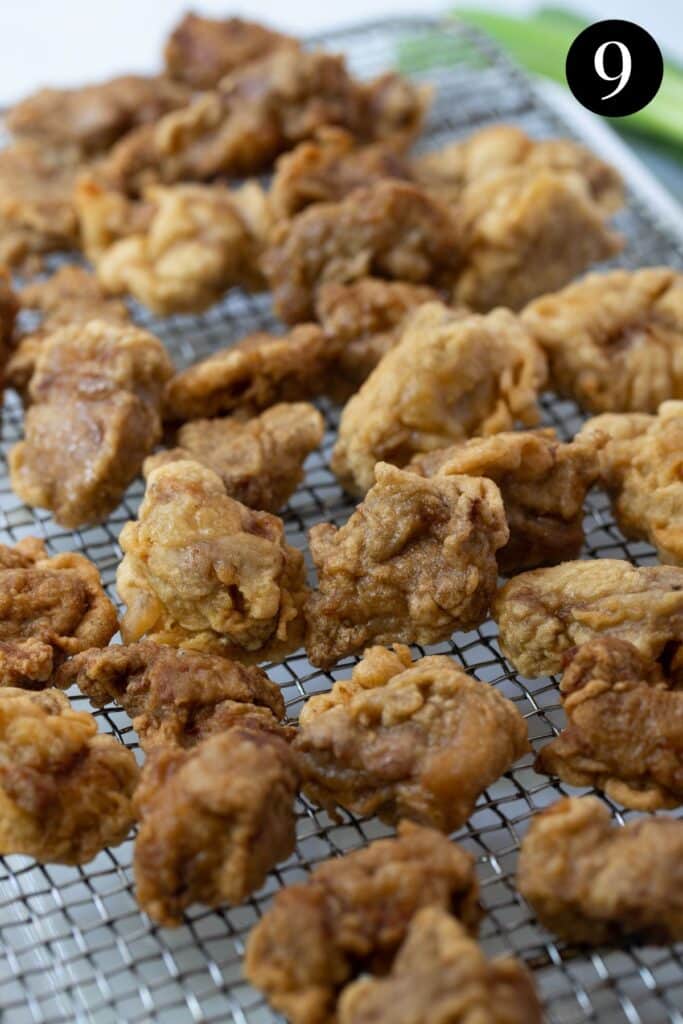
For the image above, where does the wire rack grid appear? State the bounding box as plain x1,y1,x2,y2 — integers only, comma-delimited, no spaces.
1,15,683,1024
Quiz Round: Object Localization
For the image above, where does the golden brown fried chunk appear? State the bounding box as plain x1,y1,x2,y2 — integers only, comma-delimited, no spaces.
332,303,547,496
0,537,117,687
57,639,288,751
0,687,138,864
245,820,481,1024
164,13,299,89
295,644,528,829
410,429,599,573
537,638,683,810
523,268,683,413
264,181,462,323
338,907,544,1024
117,460,307,662
493,560,683,678
164,325,330,421
453,168,621,312
74,172,155,261
580,401,683,563
517,796,683,944
7,266,131,393
145,402,323,512
0,269,18,381
305,463,508,669
134,722,299,925
9,320,174,528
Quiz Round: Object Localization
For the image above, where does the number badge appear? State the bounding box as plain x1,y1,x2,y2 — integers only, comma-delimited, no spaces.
565,19,663,117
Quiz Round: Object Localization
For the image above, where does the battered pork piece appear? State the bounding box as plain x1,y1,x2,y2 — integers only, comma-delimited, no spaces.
244,821,482,1024
74,171,155,261
9,320,175,528
117,460,307,662
295,644,529,829
264,180,462,323
493,559,683,678
134,721,299,925
410,429,600,573
579,401,683,564
0,687,138,864
164,13,299,90
144,402,324,512
0,537,118,688
523,268,683,413
332,302,547,496
338,907,544,1024
306,463,508,669
537,638,683,810
517,796,683,944
58,640,289,751
164,325,329,421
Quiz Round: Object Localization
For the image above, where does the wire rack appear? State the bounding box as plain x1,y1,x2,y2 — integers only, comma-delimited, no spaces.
1,15,683,1024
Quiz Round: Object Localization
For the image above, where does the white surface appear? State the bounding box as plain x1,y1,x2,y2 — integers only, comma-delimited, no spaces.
0,1,680,105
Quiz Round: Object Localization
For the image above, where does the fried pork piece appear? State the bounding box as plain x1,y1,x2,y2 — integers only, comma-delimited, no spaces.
410,429,599,573
264,180,462,323
9,320,174,528
0,142,82,266
295,644,528,829
338,907,544,1024
537,638,683,810
117,460,307,661
517,796,683,944
414,123,623,214
6,266,131,393
164,12,299,90
332,302,547,496
270,127,413,219
134,721,299,925
306,463,508,669
0,269,18,379
245,820,481,1024
523,268,683,414
453,168,621,312
164,325,329,421
57,640,288,751
493,560,683,678
0,537,117,688
579,401,683,564
74,172,155,261
0,687,138,864
145,402,323,512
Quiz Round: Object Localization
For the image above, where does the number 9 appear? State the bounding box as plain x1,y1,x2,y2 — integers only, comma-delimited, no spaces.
594,40,632,100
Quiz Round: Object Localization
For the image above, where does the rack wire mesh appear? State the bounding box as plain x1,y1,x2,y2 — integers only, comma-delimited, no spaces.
1,15,683,1024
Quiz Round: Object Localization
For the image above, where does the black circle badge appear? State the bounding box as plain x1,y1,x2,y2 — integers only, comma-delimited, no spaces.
565,19,663,117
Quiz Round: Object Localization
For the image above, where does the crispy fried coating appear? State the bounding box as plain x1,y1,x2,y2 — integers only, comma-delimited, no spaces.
264,181,462,323
164,13,299,89
410,429,599,573
74,172,155,261
0,537,117,687
305,463,508,669
244,820,481,1024
295,644,528,828
453,168,621,312
523,268,683,414
493,559,683,678
134,722,299,925
145,402,323,512
537,638,683,810
57,639,288,751
7,266,131,394
0,687,138,864
517,795,683,944
9,320,174,528
332,302,547,496
338,907,544,1024
580,401,683,564
117,460,307,662
164,325,329,421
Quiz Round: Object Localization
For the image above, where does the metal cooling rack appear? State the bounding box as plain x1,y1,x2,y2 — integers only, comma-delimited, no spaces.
1,15,683,1024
